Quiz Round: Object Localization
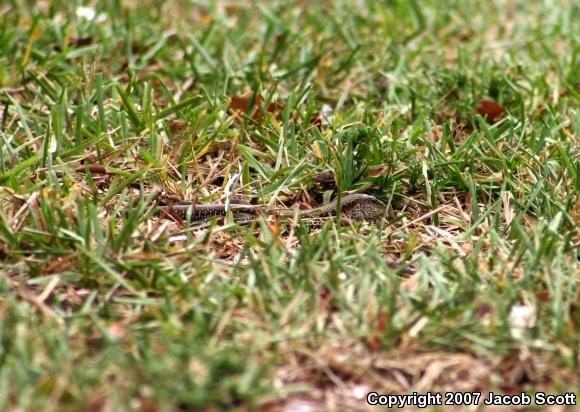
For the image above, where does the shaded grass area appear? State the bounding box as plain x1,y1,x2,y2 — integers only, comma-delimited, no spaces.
0,0,578,410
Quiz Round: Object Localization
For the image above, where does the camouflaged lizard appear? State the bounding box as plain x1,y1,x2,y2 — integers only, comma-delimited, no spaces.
157,193,386,223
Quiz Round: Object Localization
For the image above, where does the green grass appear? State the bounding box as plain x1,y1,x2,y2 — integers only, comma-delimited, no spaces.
0,0,578,410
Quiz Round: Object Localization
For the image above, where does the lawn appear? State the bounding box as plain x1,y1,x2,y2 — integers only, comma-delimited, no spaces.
0,0,578,410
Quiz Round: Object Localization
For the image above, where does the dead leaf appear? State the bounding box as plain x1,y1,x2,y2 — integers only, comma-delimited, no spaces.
85,386,109,412
53,36,93,52
476,99,505,122
266,101,285,114
139,396,159,412
229,91,259,112
229,91,285,121
70,36,93,47
534,290,550,303
168,119,188,135
309,115,323,130
457,29,474,41
75,165,107,174
319,286,333,310
475,304,492,319
369,309,388,351
368,166,387,177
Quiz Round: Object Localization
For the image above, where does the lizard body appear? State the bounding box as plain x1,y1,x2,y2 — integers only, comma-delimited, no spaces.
157,203,261,222
279,193,386,220
157,193,386,224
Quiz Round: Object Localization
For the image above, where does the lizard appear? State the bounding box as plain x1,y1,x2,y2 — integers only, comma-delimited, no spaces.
156,193,386,224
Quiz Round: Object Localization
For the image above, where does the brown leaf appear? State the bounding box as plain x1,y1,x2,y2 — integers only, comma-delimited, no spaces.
85,386,109,412
53,36,93,52
168,119,188,135
319,286,333,310
230,92,285,121
75,164,107,174
476,99,505,122
368,166,387,177
70,36,93,47
534,290,550,303
229,91,259,112
457,29,474,41
309,115,323,130
475,304,492,319
369,309,388,351
139,396,159,412
267,101,285,114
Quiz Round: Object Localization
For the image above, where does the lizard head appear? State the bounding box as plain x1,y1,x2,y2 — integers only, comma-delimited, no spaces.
343,194,386,220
